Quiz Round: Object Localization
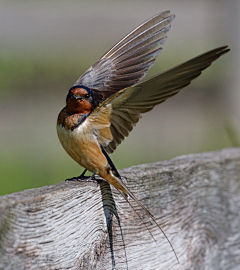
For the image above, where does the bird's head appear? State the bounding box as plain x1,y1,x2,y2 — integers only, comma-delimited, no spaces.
66,85,93,114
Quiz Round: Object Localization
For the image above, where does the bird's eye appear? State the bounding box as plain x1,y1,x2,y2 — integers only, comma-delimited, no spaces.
84,94,90,98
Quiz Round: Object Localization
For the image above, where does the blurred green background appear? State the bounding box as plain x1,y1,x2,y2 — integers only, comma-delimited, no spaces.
1,0,239,195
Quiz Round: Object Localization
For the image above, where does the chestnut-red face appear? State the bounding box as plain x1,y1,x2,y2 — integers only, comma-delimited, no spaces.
66,87,93,114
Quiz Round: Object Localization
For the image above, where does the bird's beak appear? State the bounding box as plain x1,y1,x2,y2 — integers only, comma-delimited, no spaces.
73,95,83,101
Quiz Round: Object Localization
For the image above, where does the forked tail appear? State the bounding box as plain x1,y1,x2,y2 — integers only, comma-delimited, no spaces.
118,187,179,263
100,145,179,262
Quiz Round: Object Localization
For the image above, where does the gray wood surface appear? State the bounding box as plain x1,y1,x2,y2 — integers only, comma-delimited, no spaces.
0,148,240,270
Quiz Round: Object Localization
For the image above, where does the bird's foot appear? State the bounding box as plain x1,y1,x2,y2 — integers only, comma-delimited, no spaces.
65,172,97,182
65,176,88,181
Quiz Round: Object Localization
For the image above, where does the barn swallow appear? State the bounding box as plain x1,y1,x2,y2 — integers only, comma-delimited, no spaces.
57,11,229,259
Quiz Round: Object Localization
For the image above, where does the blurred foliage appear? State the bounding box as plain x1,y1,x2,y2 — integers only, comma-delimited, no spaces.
0,54,85,98
225,121,240,147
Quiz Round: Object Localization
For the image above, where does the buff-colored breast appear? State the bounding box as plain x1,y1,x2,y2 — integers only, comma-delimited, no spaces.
57,119,108,174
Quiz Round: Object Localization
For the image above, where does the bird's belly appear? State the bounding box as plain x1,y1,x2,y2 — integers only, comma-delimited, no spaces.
57,124,107,173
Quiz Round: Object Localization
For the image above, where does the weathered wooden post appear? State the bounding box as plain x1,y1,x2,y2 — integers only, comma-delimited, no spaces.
0,148,240,269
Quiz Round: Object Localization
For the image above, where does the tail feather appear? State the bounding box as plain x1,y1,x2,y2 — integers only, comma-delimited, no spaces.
118,190,157,242
100,146,179,262
116,176,179,263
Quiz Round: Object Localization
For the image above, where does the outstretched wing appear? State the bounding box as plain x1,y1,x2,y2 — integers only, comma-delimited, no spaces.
91,46,229,153
75,11,175,102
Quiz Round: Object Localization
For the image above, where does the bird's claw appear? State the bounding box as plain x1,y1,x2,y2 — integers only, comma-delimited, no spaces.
65,175,96,182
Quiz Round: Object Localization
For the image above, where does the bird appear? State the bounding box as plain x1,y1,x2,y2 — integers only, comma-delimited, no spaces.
57,11,229,260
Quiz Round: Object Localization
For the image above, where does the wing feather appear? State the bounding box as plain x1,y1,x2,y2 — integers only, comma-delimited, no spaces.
99,46,229,153
75,11,175,100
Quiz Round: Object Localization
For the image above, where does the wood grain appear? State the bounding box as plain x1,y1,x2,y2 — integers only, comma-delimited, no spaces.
0,148,240,270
